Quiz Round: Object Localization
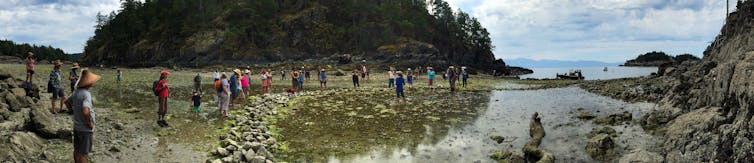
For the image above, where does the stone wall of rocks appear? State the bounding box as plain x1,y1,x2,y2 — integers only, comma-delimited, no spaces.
0,69,72,162
208,94,291,163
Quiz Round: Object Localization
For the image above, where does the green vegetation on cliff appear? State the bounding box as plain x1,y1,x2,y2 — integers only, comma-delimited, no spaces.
84,0,499,69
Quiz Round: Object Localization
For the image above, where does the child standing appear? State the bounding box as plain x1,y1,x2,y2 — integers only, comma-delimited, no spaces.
395,71,406,103
352,70,360,88
407,68,413,89
116,69,123,83
191,91,201,117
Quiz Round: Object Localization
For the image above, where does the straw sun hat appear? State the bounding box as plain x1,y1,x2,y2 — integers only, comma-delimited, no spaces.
233,69,242,75
71,63,80,69
77,68,101,88
53,60,62,67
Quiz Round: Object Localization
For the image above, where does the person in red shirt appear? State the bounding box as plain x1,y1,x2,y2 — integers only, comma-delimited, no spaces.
156,70,170,127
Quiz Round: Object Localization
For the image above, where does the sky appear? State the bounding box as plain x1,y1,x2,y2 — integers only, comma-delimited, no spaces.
1,0,730,62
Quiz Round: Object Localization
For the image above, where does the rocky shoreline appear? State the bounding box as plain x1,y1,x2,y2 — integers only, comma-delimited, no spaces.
0,70,74,162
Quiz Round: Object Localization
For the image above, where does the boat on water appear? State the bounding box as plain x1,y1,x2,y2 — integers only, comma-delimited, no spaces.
603,67,608,71
556,69,584,80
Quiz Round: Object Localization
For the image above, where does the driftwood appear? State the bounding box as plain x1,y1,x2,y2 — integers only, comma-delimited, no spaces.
523,112,555,163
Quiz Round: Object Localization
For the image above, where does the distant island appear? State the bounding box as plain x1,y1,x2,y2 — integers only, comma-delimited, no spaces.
622,51,699,67
505,58,621,68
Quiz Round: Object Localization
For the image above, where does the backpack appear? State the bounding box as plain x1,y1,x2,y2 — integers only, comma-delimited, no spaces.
152,80,160,96
47,71,56,93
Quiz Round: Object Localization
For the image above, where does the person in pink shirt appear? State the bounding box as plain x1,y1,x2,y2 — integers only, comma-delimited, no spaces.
24,52,36,87
265,69,272,92
241,69,250,97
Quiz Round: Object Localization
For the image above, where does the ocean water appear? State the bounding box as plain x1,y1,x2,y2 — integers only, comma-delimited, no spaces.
519,66,658,80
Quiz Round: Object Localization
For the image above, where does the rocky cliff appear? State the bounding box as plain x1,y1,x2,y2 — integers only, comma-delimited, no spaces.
642,1,754,162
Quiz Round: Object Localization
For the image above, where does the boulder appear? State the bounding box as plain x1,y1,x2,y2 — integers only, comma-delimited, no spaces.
585,134,617,161
255,146,273,159
594,111,632,125
5,93,23,112
618,149,663,163
30,106,72,139
215,147,229,157
243,149,257,161
0,108,30,131
248,156,266,163
10,88,25,97
0,132,46,160
588,127,617,138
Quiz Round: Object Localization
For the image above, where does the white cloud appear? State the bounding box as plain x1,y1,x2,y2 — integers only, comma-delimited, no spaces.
447,0,726,62
0,0,120,53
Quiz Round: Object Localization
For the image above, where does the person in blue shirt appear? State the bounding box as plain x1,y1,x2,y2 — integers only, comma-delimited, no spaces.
427,67,436,87
319,69,327,90
395,71,406,103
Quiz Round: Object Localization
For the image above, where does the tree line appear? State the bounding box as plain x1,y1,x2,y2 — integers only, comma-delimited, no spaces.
83,0,498,68
0,40,69,61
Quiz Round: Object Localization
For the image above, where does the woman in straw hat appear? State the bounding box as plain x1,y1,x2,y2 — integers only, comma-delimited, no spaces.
69,63,80,92
50,60,66,114
318,69,327,90
64,68,100,163
230,69,242,107
156,70,170,127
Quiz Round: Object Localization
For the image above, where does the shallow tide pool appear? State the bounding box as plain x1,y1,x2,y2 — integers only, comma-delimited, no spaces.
276,87,661,162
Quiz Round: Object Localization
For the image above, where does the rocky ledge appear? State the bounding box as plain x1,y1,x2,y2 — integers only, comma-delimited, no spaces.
0,69,73,162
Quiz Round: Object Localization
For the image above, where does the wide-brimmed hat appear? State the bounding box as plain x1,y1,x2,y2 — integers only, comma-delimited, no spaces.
320,69,325,72
27,52,34,57
245,69,251,74
428,67,433,70
53,60,62,67
71,63,80,69
408,68,412,71
160,70,170,75
397,71,403,75
77,69,100,88
233,69,241,75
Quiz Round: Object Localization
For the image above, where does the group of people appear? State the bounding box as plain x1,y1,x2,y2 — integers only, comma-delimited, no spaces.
21,52,100,163
384,65,470,101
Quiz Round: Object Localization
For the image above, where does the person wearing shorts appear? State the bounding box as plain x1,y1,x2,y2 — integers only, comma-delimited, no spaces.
50,60,66,114
319,69,327,90
65,68,100,163
191,91,201,117
25,52,36,87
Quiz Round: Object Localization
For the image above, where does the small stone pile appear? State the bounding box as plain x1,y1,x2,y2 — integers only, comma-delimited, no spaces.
208,94,291,163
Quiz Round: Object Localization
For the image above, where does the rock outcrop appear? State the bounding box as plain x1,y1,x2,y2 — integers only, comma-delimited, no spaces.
639,1,754,162
522,112,554,163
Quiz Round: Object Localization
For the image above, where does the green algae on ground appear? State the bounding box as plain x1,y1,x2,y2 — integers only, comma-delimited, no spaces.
271,88,491,162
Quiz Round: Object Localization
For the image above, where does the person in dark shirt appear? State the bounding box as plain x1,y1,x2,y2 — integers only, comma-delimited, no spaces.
191,91,201,118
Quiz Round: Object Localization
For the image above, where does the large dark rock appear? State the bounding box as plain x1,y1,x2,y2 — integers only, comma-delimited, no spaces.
0,108,30,131
585,133,617,161
0,132,46,161
30,105,73,139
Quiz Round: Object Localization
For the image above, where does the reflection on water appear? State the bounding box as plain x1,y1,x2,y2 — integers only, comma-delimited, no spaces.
278,87,661,163
520,66,657,80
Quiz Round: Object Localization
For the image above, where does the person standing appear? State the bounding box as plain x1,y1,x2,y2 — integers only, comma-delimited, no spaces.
260,69,268,94
448,66,458,92
265,69,273,92
241,70,250,97
24,52,36,88
319,69,327,90
64,68,100,163
218,74,230,118
191,91,201,118
388,67,395,89
156,70,170,127
116,69,122,84
50,60,66,114
290,67,298,91
461,67,469,88
352,70,360,88
69,63,80,92
230,69,242,107
407,68,414,90
213,68,220,102
427,67,436,87
395,71,406,103
280,70,285,81
297,68,305,92
194,72,202,93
